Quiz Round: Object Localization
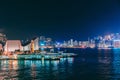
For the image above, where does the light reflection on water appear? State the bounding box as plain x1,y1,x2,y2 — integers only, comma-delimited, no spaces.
1,49,120,80
0,57,74,80
112,49,120,79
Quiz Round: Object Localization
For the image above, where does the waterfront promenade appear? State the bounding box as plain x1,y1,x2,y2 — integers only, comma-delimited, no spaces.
0,52,77,60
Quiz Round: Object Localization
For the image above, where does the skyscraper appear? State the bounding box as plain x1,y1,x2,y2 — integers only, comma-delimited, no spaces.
0,33,7,42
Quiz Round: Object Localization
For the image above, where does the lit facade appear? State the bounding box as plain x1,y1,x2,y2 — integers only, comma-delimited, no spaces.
0,33,7,42
23,42,31,51
0,43,3,51
23,37,39,51
33,37,39,50
4,40,23,52
113,40,120,48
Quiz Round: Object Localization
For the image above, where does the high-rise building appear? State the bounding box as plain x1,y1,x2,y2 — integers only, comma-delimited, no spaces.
40,36,45,41
0,33,7,42
74,40,79,46
70,39,73,47
113,40,120,48
63,41,67,47
39,36,46,47
46,38,52,46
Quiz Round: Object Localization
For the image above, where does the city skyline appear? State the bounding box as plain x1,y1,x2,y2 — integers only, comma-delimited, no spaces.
1,32,120,49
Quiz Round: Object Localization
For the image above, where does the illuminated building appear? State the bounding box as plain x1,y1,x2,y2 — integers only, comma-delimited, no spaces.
79,41,82,46
81,41,89,48
40,36,45,41
23,42,31,51
4,40,23,52
33,37,39,50
46,38,53,46
30,40,34,53
63,41,67,47
23,37,39,51
0,43,3,51
73,40,79,47
39,36,46,48
46,38,52,42
70,39,73,47
104,35,111,40
113,40,120,48
67,40,71,47
0,33,7,42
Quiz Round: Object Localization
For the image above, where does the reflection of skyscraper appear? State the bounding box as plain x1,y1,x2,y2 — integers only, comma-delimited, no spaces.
113,49,120,78
97,49,112,80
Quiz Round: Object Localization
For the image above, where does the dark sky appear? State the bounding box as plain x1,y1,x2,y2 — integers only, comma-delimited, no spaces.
0,0,120,41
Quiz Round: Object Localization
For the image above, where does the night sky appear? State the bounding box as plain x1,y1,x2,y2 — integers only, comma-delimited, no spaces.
0,0,120,41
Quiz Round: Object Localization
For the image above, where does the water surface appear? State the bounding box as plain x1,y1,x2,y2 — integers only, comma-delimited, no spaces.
0,49,120,80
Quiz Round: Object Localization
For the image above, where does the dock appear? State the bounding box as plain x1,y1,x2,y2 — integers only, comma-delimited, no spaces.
0,53,77,60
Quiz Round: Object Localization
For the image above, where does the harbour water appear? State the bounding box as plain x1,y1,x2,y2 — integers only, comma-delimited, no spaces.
0,48,120,80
